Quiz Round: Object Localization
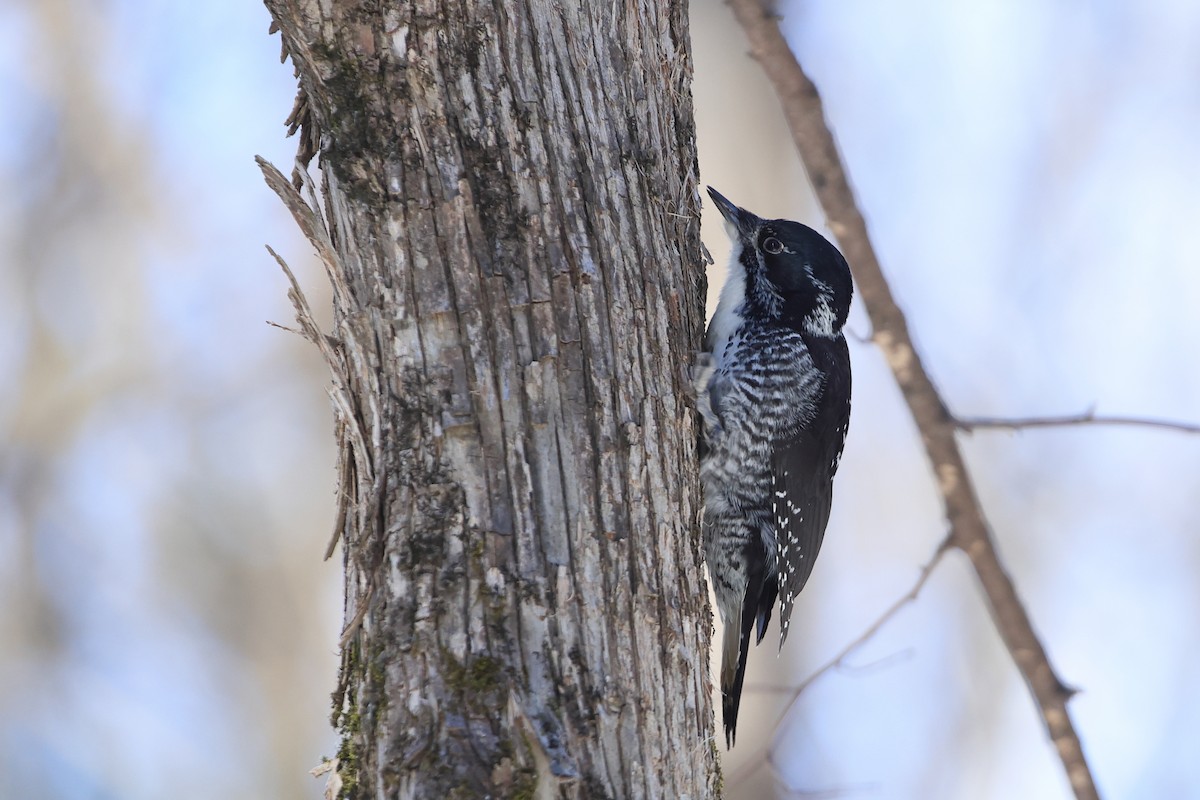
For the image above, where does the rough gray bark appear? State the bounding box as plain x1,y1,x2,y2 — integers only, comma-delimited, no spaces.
261,1,718,797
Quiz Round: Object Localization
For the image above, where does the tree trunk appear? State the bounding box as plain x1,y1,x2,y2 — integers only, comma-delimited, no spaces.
262,1,718,797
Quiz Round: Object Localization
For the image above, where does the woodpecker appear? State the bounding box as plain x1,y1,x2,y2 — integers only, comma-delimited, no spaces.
698,187,853,748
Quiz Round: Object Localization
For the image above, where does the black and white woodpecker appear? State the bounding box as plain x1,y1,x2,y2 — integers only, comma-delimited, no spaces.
697,187,853,747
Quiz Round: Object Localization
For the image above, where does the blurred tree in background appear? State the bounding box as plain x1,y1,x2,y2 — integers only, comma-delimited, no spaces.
0,2,340,797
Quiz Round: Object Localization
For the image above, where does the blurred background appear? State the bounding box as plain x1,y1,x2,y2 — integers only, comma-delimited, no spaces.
1,1,1196,798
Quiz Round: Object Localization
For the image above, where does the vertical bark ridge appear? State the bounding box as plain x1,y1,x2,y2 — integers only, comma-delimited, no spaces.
265,0,716,796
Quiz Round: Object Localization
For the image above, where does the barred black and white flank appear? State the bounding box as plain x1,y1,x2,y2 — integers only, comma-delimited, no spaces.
698,187,853,748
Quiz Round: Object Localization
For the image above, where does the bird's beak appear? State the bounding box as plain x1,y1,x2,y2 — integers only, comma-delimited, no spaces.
707,186,759,240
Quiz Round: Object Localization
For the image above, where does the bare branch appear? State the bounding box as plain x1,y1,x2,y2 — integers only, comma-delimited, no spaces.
722,1,1103,797
729,539,949,791
777,538,949,729
957,410,1200,436
743,643,917,692
832,646,915,677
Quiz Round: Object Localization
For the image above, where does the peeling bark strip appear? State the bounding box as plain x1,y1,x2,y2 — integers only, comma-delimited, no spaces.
262,1,719,797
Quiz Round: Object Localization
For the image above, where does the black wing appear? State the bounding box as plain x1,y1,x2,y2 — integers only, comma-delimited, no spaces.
772,334,851,646
771,430,836,646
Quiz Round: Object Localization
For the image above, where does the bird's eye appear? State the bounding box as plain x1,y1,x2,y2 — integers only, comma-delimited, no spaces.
763,237,784,254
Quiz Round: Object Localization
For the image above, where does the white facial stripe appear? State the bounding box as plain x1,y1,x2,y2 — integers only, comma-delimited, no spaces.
802,263,838,337
804,294,837,337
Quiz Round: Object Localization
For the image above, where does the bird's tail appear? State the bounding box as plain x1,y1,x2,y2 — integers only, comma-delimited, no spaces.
720,615,751,749
721,573,778,748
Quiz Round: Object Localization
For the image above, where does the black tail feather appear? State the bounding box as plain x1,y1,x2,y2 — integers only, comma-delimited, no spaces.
723,568,773,747
755,575,778,645
721,604,754,748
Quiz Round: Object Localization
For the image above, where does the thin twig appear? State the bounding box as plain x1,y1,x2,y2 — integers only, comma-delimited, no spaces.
728,540,949,790
776,540,949,730
957,411,1200,435
832,647,915,677
722,2,1103,797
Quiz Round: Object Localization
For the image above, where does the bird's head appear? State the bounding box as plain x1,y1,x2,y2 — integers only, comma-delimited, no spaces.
707,186,852,338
